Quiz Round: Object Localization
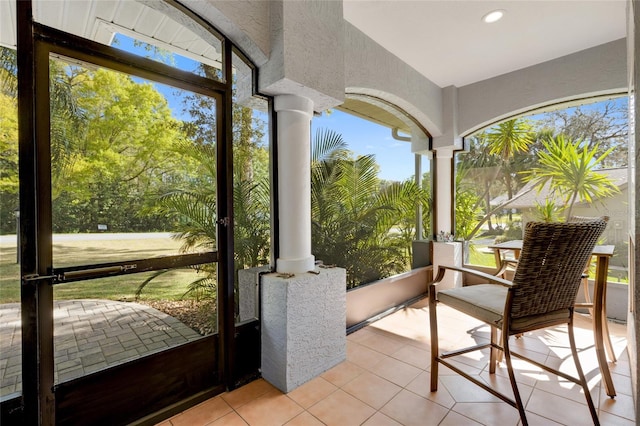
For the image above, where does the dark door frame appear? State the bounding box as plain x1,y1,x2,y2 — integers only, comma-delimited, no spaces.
15,1,238,423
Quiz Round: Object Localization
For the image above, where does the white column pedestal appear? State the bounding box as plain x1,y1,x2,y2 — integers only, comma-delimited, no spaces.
261,267,346,392
237,266,270,324
432,241,463,290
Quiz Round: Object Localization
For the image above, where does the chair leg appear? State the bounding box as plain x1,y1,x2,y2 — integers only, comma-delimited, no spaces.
502,333,528,426
582,276,594,317
490,327,498,374
429,286,439,392
568,317,600,425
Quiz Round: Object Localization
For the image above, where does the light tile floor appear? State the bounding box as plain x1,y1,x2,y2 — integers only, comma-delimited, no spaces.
160,299,635,425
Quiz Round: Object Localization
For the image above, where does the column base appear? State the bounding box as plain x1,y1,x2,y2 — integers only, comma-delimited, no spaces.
276,255,316,274
261,267,346,392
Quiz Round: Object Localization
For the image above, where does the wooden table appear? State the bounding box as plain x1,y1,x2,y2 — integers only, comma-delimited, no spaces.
488,240,617,397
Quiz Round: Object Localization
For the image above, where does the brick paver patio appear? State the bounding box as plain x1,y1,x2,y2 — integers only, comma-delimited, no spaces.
0,300,201,397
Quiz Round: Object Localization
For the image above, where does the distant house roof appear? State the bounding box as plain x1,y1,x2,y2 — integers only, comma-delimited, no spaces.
495,168,628,209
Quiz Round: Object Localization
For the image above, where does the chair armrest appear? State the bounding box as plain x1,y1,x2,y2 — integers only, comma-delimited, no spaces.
430,264,513,288
495,259,518,277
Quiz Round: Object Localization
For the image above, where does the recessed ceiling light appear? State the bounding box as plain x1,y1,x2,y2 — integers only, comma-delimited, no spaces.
482,9,505,23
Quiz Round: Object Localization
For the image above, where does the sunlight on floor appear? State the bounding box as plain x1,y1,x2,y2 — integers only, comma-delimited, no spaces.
160,299,634,425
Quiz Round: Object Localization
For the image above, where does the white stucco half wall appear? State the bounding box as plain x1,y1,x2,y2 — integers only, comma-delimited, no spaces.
261,268,347,393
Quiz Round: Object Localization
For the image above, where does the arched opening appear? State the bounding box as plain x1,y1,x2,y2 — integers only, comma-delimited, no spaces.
456,94,629,314
453,93,630,403
309,94,434,330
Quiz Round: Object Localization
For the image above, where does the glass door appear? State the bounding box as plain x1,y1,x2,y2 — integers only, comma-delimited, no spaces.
16,3,235,423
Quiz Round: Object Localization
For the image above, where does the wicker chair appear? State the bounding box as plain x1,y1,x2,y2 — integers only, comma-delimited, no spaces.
429,219,608,426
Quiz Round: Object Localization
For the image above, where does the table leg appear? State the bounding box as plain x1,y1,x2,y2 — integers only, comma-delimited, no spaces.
601,278,617,363
594,254,616,398
582,276,594,317
493,249,502,270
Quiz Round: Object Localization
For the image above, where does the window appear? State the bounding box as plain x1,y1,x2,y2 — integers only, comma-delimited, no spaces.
311,108,432,288
457,96,629,286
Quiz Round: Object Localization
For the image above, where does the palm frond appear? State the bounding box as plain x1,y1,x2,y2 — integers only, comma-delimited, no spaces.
135,269,170,300
312,128,349,163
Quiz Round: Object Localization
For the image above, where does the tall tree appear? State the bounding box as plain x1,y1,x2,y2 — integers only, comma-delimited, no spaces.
456,118,535,237
457,133,501,231
539,100,628,167
138,109,271,299
179,62,271,271
0,92,18,232
50,66,190,232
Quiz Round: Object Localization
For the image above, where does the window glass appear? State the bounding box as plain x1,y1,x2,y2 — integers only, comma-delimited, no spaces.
231,50,271,323
50,55,219,266
311,109,432,288
0,45,19,399
458,97,629,285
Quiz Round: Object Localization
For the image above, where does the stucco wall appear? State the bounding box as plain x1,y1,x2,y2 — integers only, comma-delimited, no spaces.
184,0,270,65
258,0,345,111
186,1,443,132
261,268,347,392
457,39,628,136
184,1,628,146
343,22,444,135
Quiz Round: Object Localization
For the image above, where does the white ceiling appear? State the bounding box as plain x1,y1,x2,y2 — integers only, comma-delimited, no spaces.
343,0,628,88
0,0,222,67
0,0,628,89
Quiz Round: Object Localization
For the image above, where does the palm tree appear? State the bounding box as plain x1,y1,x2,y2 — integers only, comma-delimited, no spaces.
311,129,428,287
136,104,270,301
454,165,483,241
533,199,563,223
456,118,535,238
1,48,88,190
525,134,619,219
457,132,500,231
486,118,535,221
486,119,534,159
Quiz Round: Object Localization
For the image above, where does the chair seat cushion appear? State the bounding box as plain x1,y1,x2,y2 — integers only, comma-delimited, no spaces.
437,284,572,333
438,284,506,325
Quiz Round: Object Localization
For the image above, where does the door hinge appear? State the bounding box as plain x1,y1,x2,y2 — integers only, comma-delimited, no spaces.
217,217,230,227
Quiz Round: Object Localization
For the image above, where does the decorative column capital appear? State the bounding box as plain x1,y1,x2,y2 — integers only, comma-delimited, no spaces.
274,94,314,117
435,148,455,159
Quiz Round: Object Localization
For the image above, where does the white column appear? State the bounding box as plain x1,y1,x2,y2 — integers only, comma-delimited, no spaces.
436,148,454,237
275,94,315,273
432,148,462,288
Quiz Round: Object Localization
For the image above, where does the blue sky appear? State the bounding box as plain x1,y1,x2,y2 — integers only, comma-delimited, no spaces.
311,110,419,182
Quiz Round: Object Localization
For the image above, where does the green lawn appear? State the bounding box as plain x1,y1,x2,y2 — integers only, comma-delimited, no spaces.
467,245,497,268
465,240,629,284
0,235,206,303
